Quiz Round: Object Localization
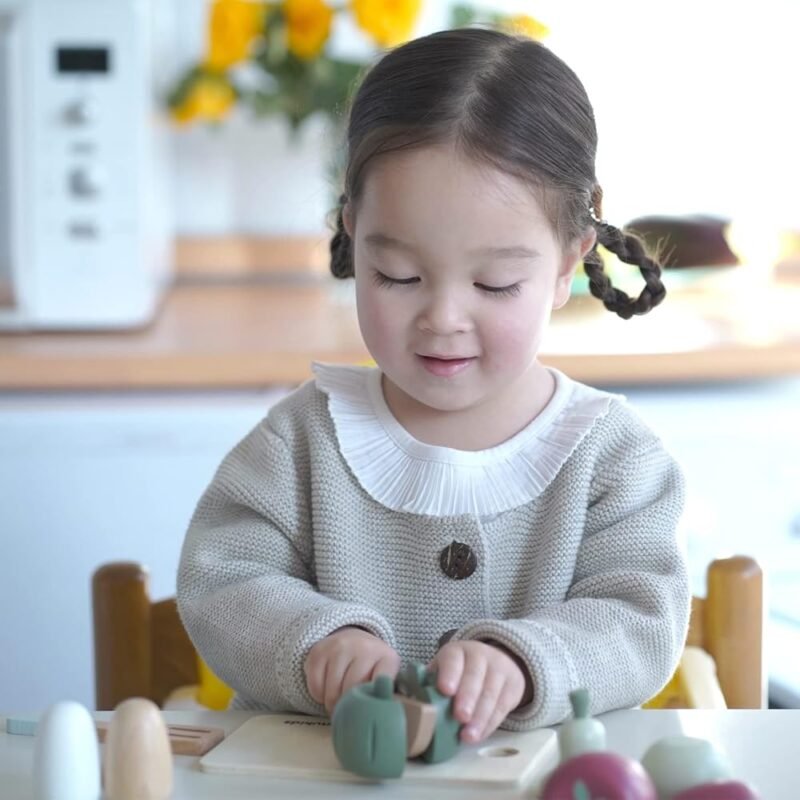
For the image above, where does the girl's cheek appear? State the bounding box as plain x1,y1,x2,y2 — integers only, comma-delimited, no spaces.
370,294,399,332
483,311,527,343
482,316,541,367
358,291,401,354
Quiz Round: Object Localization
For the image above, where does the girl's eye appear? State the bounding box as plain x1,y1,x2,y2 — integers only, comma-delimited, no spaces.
372,270,420,287
475,282,522,298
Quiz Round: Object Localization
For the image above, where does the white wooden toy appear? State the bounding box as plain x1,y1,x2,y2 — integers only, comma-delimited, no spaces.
32,700,101,800
641,735,733,797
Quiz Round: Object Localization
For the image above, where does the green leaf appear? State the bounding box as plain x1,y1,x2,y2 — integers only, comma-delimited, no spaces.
310,57,366,120
243,88,285,116
165,65,203,109
450,4,479,28
573,781,592,800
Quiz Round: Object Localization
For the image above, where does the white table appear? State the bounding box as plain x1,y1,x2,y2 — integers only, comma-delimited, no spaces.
1,709,798,799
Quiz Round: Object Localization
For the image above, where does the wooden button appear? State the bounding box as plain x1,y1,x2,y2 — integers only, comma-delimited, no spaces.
439,540,477,580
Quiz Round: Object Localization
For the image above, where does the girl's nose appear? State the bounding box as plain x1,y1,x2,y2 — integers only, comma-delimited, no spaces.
416,291,471,335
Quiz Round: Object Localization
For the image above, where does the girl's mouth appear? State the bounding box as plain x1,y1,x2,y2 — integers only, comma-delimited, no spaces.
417,354,476,378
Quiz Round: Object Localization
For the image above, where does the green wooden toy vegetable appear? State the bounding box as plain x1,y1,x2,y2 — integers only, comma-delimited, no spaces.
331,662,462,779
396,663,461,764
558,688,607,762
331,674,407,779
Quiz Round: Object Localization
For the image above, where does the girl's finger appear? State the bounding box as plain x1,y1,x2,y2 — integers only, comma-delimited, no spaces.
473,697,511,743
432,644,466,697
304,651,326,704
370,652,401,682
338,658,374,703
460,670,505,742
473,677,526,741
322,654,351,713
452,651,488,724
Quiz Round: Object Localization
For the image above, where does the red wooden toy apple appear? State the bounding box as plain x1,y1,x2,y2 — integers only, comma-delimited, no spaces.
541,751,658,800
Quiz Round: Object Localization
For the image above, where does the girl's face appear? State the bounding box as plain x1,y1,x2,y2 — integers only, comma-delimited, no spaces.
346,143,595,425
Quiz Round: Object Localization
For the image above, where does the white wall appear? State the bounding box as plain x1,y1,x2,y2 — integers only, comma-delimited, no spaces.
169,0,800,234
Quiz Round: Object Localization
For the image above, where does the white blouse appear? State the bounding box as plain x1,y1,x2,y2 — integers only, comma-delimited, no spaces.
312,362,620,517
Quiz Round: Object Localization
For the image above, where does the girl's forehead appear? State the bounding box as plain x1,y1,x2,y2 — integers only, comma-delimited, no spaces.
358,144,555,235
364,143,523,189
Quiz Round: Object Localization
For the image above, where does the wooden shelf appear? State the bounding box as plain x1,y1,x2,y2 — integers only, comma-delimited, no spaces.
2,237,799,390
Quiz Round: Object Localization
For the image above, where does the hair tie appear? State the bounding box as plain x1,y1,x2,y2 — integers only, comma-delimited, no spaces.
589,205,606,226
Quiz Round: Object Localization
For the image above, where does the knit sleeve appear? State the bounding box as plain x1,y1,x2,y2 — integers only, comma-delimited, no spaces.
176,411,396,715
452,418,690,730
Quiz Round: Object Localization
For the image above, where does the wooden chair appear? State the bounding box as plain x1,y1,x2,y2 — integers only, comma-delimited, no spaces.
91,555,764,711
683,554,765,709
92,562,197,710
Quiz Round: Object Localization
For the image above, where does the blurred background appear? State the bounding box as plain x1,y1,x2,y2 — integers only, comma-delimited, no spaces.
1,0,798,714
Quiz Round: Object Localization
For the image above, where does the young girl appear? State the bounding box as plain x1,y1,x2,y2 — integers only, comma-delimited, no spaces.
177,27,689,744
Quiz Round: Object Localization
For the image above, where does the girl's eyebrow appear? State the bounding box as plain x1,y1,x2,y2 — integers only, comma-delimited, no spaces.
364,233,416,253
469,245,541,260
363,233,540,260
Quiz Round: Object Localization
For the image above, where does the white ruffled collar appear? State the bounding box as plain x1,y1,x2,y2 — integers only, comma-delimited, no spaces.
312,362,618,517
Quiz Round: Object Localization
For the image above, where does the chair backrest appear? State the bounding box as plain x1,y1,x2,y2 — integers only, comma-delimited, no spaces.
92,562,197,710
91,555,765,711
686,555,764,708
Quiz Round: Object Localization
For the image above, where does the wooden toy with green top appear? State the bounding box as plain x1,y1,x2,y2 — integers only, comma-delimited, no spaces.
331,662,462,779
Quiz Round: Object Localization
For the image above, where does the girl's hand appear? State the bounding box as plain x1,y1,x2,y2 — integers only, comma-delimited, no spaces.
304,626,401,714
431,640,531,743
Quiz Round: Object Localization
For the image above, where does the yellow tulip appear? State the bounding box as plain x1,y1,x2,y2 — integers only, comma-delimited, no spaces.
171,74,237,125
284,0,334,60
206,0,266,70
350,0,421,48
504,14,549,41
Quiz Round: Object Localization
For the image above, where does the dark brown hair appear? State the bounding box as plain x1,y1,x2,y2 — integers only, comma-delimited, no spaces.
329,27,665,319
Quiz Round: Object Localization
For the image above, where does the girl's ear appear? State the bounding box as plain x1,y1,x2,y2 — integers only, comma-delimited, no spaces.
552,227,597,310
342,202,354,238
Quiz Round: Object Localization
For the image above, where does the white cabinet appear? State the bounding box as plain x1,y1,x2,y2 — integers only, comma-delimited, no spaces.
0,389,288,711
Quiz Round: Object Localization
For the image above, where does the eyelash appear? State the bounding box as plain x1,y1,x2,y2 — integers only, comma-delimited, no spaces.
372,271,522,298
476,282,522,298
372,271,419,288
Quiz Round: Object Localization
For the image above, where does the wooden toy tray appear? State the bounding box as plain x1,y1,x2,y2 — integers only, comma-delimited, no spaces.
200,714,557,789
95,721,224,756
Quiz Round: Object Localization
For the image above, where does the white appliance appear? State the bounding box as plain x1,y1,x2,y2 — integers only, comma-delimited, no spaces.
0,0,172,329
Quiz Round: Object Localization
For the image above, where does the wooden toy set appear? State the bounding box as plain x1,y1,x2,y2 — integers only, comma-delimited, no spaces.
18,669,763,798
327,670,762,797
30,697,177,800
331,663,461,778
540,689,760,799
202,667,764,797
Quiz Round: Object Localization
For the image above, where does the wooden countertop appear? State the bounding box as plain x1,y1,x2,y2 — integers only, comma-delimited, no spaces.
1,236,799,390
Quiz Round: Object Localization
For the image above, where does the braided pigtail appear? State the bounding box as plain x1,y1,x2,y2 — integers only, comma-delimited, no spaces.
583,219,667,320
329,194,354,279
